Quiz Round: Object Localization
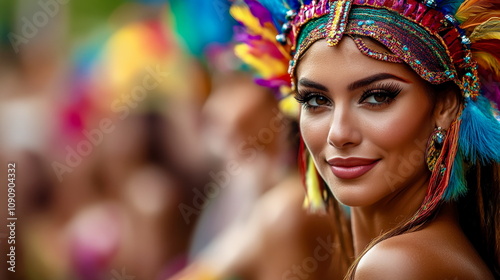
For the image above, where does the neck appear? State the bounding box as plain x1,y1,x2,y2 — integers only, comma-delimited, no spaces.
350,174,429,255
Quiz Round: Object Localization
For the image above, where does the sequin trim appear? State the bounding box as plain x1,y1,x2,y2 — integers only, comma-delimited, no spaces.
350,36,403,63
284,0,480,99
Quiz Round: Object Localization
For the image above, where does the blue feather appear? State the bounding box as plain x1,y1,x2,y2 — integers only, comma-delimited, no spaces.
283,0,302,11
257,0,309,27
258,0,289,26
458,95,500,165
434,0,464,15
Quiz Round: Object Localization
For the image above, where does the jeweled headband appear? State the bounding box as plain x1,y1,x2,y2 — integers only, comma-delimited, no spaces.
278,0,480,101
231,0,500,216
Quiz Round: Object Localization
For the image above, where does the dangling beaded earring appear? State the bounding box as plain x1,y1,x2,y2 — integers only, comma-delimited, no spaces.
425,126,447,171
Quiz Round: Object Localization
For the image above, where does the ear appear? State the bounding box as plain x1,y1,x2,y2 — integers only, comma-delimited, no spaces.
433,84,461,129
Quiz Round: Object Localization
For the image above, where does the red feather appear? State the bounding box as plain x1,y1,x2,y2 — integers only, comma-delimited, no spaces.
472,39,500,61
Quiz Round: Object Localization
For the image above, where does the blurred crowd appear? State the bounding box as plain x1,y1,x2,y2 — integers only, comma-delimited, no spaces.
0,1,335,279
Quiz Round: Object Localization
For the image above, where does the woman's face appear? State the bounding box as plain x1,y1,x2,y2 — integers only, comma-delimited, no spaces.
296,38,436,207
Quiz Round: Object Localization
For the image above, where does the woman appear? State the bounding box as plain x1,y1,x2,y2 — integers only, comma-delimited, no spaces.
232,0,500,279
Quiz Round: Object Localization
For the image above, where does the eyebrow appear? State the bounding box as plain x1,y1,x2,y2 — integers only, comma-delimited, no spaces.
297,78,329,91
347,73,410,91
298,73,410,92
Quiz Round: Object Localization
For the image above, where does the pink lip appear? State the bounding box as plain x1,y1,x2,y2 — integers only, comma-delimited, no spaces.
327,157,380,180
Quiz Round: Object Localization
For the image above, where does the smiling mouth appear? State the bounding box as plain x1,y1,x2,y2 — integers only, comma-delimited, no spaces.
327,158,380,180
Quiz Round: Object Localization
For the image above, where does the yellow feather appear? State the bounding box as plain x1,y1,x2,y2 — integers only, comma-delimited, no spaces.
457,0,500,28
230,4,291,59
230,5,261,34
470,18,500,41
230,5,276,44
235,44,288,78
278,91,300,119
305,156,326,213
474,51,500,77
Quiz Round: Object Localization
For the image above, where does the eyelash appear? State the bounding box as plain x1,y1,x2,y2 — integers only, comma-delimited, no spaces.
295,83,403,110
360,82,403,107
294,90,326,110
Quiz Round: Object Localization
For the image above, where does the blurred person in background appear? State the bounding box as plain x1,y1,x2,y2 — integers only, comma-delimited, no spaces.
169,69,336,280
166,1,340,279
0,1,69,279
1,0,210,279
57,1,211,279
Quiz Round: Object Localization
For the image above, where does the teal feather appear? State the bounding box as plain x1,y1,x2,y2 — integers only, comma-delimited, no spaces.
458,95,500,165
447,94,500,201
341,204,351,218
444,149,467,200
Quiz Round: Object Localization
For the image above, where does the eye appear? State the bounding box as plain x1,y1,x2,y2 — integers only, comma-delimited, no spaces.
306,95,330,107
363,93,392,104
295,92,331,110
359,83,403,107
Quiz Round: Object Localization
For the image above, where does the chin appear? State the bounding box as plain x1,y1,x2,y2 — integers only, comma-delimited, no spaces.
323,174,390,207
331,189,381,207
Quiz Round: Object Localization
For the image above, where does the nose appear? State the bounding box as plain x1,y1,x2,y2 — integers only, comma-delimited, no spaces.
327,106,361,149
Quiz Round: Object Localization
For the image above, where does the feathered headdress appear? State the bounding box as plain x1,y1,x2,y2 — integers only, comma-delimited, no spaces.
231,0,500,217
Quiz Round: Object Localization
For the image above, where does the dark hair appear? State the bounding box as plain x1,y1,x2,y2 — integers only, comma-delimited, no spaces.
459,163,500,276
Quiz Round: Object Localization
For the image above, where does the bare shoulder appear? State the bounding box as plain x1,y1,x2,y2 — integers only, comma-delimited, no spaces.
354,228,494,280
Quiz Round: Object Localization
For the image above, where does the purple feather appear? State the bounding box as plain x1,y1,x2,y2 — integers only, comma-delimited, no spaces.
233,26,286,60
256,78,288,88
482,83,500,109
246,0,275,26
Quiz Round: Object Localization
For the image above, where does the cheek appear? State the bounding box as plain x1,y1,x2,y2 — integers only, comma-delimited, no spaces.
367,97,434,161
300,113,330,156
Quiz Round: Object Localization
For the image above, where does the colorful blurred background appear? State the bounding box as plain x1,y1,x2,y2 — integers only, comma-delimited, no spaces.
0,1,335,279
